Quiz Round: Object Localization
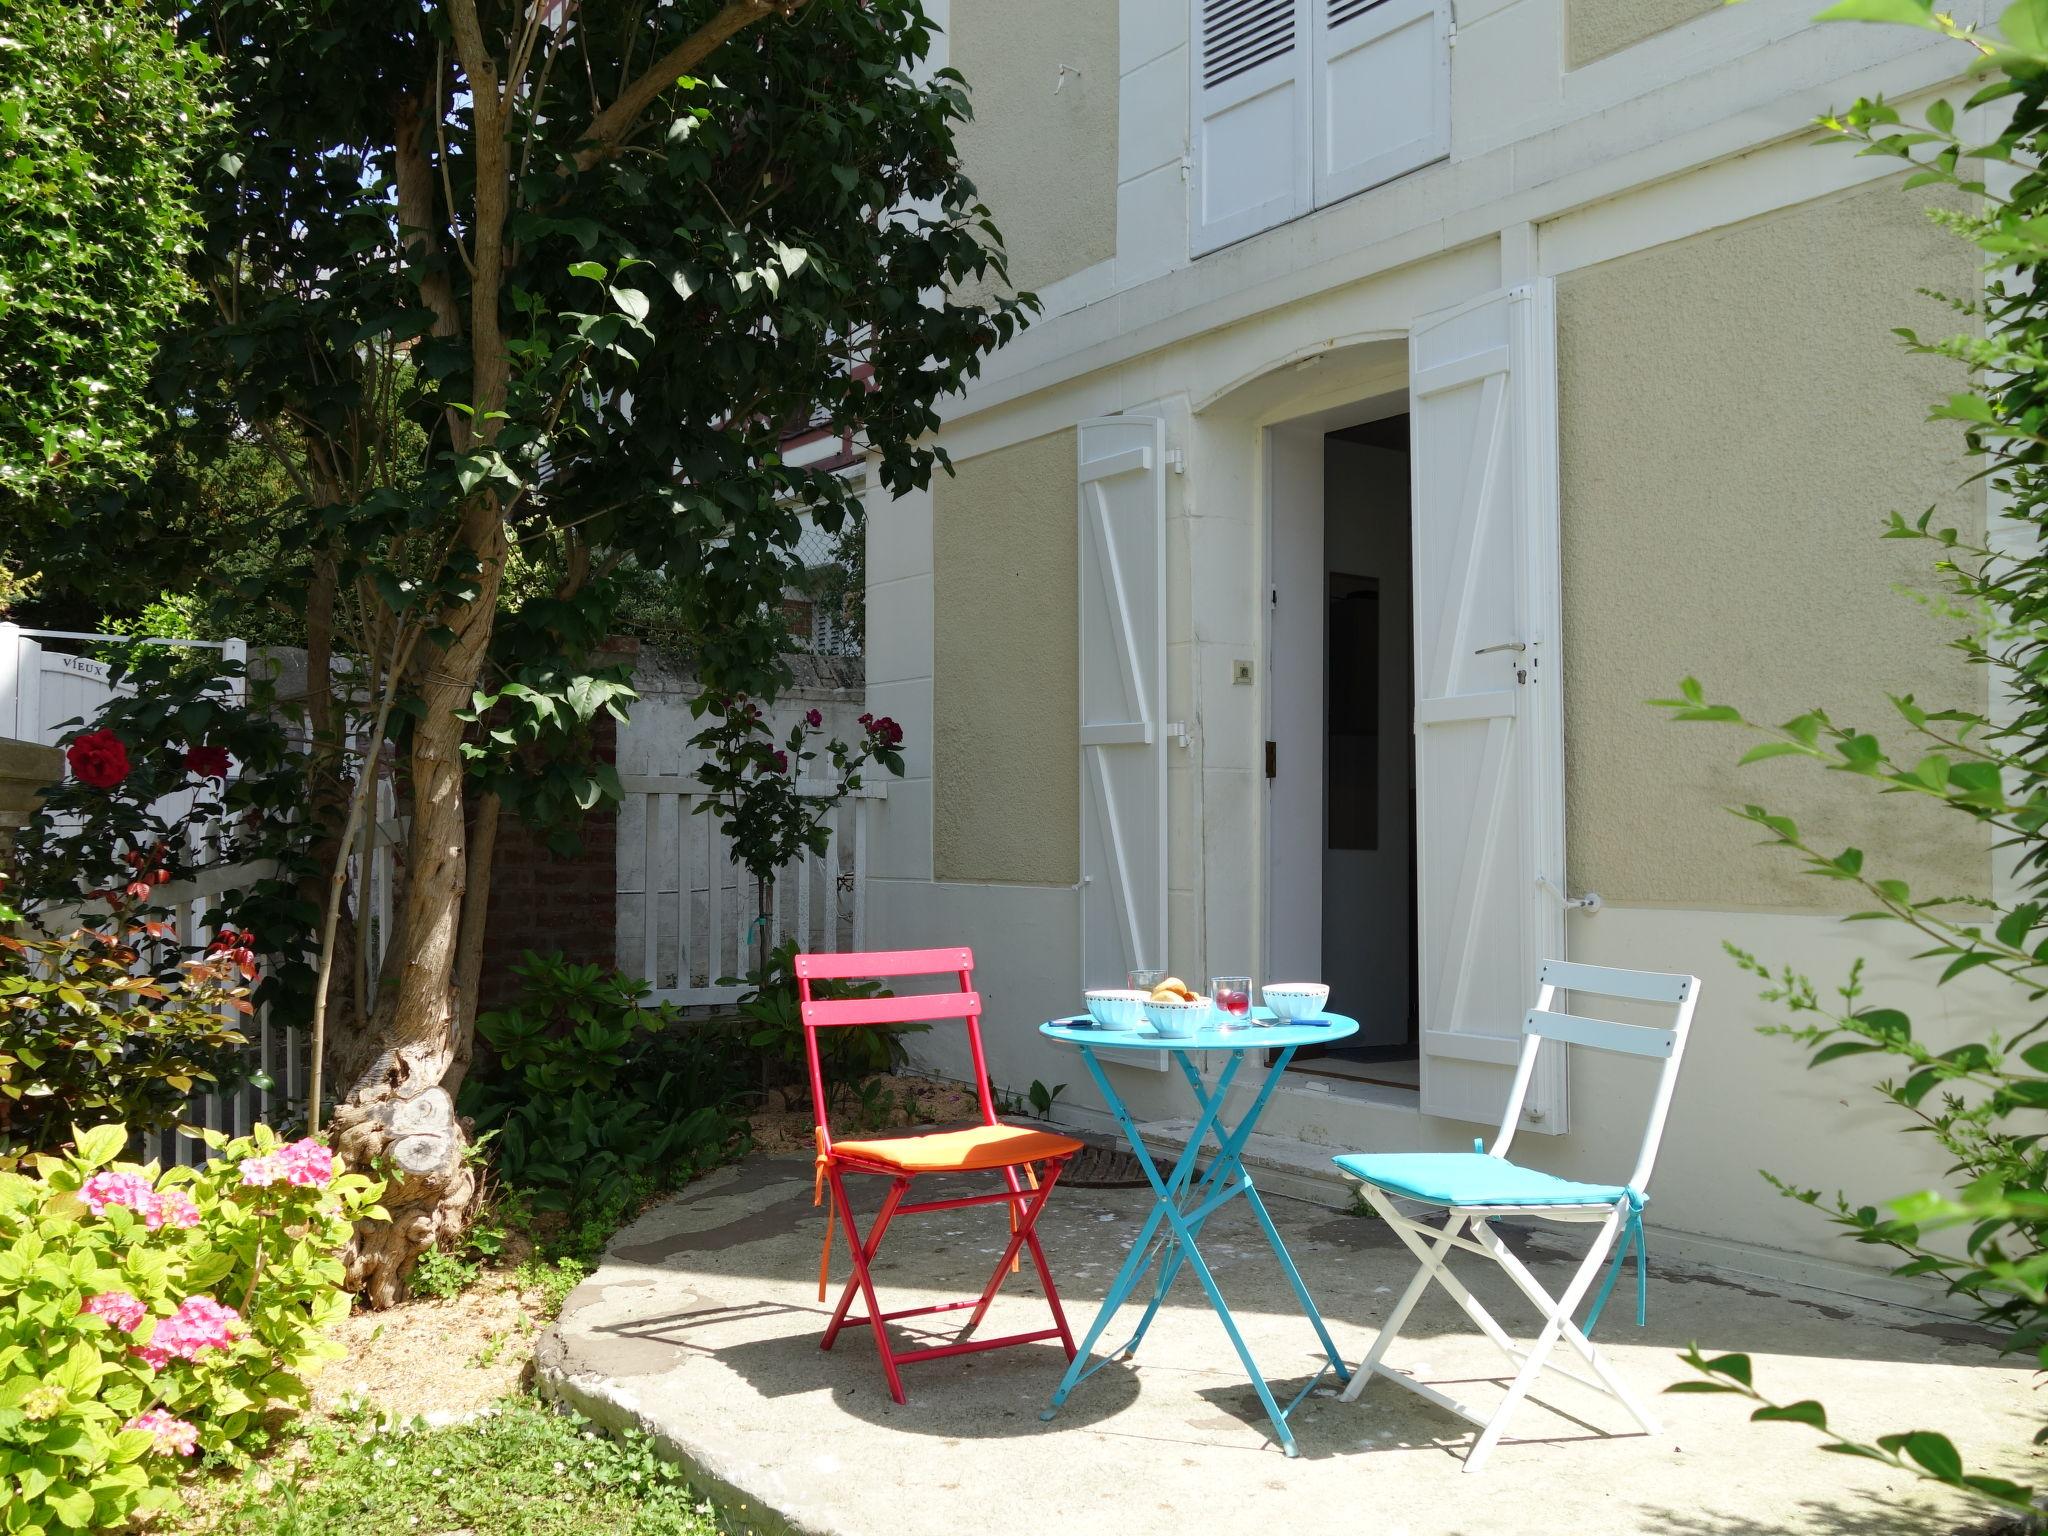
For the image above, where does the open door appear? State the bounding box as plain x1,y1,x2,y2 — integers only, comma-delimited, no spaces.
1079,416,1169,991
1409,283,1569,1134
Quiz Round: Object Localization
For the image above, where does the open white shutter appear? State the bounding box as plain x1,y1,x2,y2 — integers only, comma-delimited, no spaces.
1079,417,1168,992
1311,0,1450,209
1191,0,1311,256
1410,283,1568,1134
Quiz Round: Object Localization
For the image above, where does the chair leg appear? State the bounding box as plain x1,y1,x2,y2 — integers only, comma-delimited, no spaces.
1341,1194,1467,1402
959,1158,1067,1339
822,1175,908,1348
1472,1213,1661,1436
823,1169,909,1404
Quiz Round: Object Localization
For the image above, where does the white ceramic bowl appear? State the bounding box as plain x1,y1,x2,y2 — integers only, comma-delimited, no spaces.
1084,989,1148,1030
1261,982,1331,1022
1142,995,1212,1038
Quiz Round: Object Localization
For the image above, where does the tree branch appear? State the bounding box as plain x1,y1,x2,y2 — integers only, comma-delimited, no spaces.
573,0,804,173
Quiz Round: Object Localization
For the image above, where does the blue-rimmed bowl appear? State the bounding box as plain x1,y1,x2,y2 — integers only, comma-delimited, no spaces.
1142,995,1212,1038
1084,989,1147,1030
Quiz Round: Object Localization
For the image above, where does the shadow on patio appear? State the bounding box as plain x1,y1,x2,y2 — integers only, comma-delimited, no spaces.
536,1155,2035,1536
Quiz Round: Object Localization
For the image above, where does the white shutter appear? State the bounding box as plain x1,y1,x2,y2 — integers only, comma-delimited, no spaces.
1410,283,1568,1134
1191,0,1311,256
1311,0,1450,209
1079,417,1168,992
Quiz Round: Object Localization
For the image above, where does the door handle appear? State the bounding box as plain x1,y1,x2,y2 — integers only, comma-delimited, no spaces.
1474,641,1527,655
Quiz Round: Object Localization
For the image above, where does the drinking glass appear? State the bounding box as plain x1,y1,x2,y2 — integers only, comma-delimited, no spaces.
1129,968,1167,991
1211,975,1253,1024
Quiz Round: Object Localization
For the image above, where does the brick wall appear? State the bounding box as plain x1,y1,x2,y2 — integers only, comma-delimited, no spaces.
474,702,619,1014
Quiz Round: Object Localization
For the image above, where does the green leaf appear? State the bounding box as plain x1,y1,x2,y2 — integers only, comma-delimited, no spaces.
567,261,607,282
1814,0,1940,24
1738,741,1815,764
70,1124,126,1170
1896,1430,1965,1482
1752,1399,1829,1428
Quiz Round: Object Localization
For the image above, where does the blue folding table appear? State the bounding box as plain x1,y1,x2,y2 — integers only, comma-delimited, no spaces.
1037,1009,1359,1456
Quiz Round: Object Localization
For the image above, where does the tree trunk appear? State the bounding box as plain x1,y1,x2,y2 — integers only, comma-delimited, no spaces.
331,506,507,1305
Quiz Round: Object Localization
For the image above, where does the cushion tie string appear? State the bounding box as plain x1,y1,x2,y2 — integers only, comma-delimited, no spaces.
814,1129,834,1303
1583,1188,1648,1336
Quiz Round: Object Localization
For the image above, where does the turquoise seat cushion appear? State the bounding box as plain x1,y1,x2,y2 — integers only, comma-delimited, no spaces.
1333,1151,1631,1209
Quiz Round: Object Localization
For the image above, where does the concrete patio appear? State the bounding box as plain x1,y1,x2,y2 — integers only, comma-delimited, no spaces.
537,1154,2039,1536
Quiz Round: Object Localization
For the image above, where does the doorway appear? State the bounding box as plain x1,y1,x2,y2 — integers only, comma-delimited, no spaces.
1264,404,1419,1089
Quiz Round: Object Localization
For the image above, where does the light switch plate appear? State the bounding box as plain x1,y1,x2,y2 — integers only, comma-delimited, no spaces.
1232,660,1254,685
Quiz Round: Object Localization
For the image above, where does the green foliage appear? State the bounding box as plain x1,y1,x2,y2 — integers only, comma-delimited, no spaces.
460,954,744,1213
7,650,326,1039
0,926,253,1161
1655,9,2048,1516
199,1394,717,1536
0,0,215,511
691,696,907,894
732,938,922,1115
0,1123,383,1534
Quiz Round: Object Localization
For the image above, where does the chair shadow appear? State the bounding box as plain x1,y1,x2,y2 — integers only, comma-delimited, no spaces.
590,1292,1144,1435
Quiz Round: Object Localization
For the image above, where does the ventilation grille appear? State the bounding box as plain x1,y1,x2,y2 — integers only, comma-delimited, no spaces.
1328,0,1391,24
1201,0,1294,89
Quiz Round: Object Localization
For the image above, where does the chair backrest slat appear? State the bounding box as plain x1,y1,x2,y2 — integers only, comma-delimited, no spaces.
1522,1009,1677,1059
1495,959,1701,1196
796,947,995,1151
1537,958,1694,1005
796,947,973,980
803,991,982,1029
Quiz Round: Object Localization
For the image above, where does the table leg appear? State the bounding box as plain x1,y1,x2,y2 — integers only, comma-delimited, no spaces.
1040,1041,1347,1456
1042,1046,1221,1416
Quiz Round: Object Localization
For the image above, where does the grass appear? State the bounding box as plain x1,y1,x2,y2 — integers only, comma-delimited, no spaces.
192,1395,723,1536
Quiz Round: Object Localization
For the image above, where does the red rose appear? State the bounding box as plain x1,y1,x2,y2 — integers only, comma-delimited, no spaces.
66,730,130,790
183,745,232,780
771,750,790,774
804,708,822,728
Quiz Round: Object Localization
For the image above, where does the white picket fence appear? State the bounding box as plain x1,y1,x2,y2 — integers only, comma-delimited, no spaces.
617,771,884,1007
0,623,247,745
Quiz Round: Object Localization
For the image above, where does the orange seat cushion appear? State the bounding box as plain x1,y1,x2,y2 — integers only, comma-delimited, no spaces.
831,1123,1084,1174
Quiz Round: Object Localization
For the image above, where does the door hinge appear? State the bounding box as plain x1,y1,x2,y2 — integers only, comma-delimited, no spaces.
1265,740,1277,779
1165,448,1185,475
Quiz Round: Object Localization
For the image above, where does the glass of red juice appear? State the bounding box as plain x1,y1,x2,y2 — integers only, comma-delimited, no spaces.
1211,976,1252,1024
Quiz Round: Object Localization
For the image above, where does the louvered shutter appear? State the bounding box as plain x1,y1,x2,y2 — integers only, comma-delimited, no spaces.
1191,0,1311,256
1311,0,1450,209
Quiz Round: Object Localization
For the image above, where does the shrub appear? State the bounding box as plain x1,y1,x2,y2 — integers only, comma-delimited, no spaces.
0,1122,382,1533
460,954,744,1213
733,937,921,1115
0,923,258,1161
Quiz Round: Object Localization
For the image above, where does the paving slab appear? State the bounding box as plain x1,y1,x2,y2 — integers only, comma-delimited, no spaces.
536,1155,2039,1536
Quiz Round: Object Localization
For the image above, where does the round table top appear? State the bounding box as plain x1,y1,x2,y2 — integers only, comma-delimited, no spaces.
1039,1007,1359,1053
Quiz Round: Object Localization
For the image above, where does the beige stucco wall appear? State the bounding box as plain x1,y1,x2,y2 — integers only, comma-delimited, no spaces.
950,0,1117,295
1565,0,1718,67
1558,176,1987,910
933,429,1080,885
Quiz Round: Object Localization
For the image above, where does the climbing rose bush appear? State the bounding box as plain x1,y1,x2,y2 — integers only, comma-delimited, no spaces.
0,1122,384,1533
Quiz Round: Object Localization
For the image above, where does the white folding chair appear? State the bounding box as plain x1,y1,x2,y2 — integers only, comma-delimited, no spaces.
1333,959,1699,1473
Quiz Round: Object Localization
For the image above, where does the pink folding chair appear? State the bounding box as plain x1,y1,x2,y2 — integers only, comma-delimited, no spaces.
798,946,1084,1403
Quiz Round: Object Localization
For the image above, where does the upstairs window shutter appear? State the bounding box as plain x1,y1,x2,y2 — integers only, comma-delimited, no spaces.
1311,0,1451,208
1191,0,1311,256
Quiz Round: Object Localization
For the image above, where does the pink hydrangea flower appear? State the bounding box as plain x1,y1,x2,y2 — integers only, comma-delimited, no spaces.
277,1138,333,1188
153,1189,200,1229
126,1408,199,1456
81,1291,147,1332
130,1295,239,1369
78,1171,199,1231
239,1154,283,1187
79,1171,157,1219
